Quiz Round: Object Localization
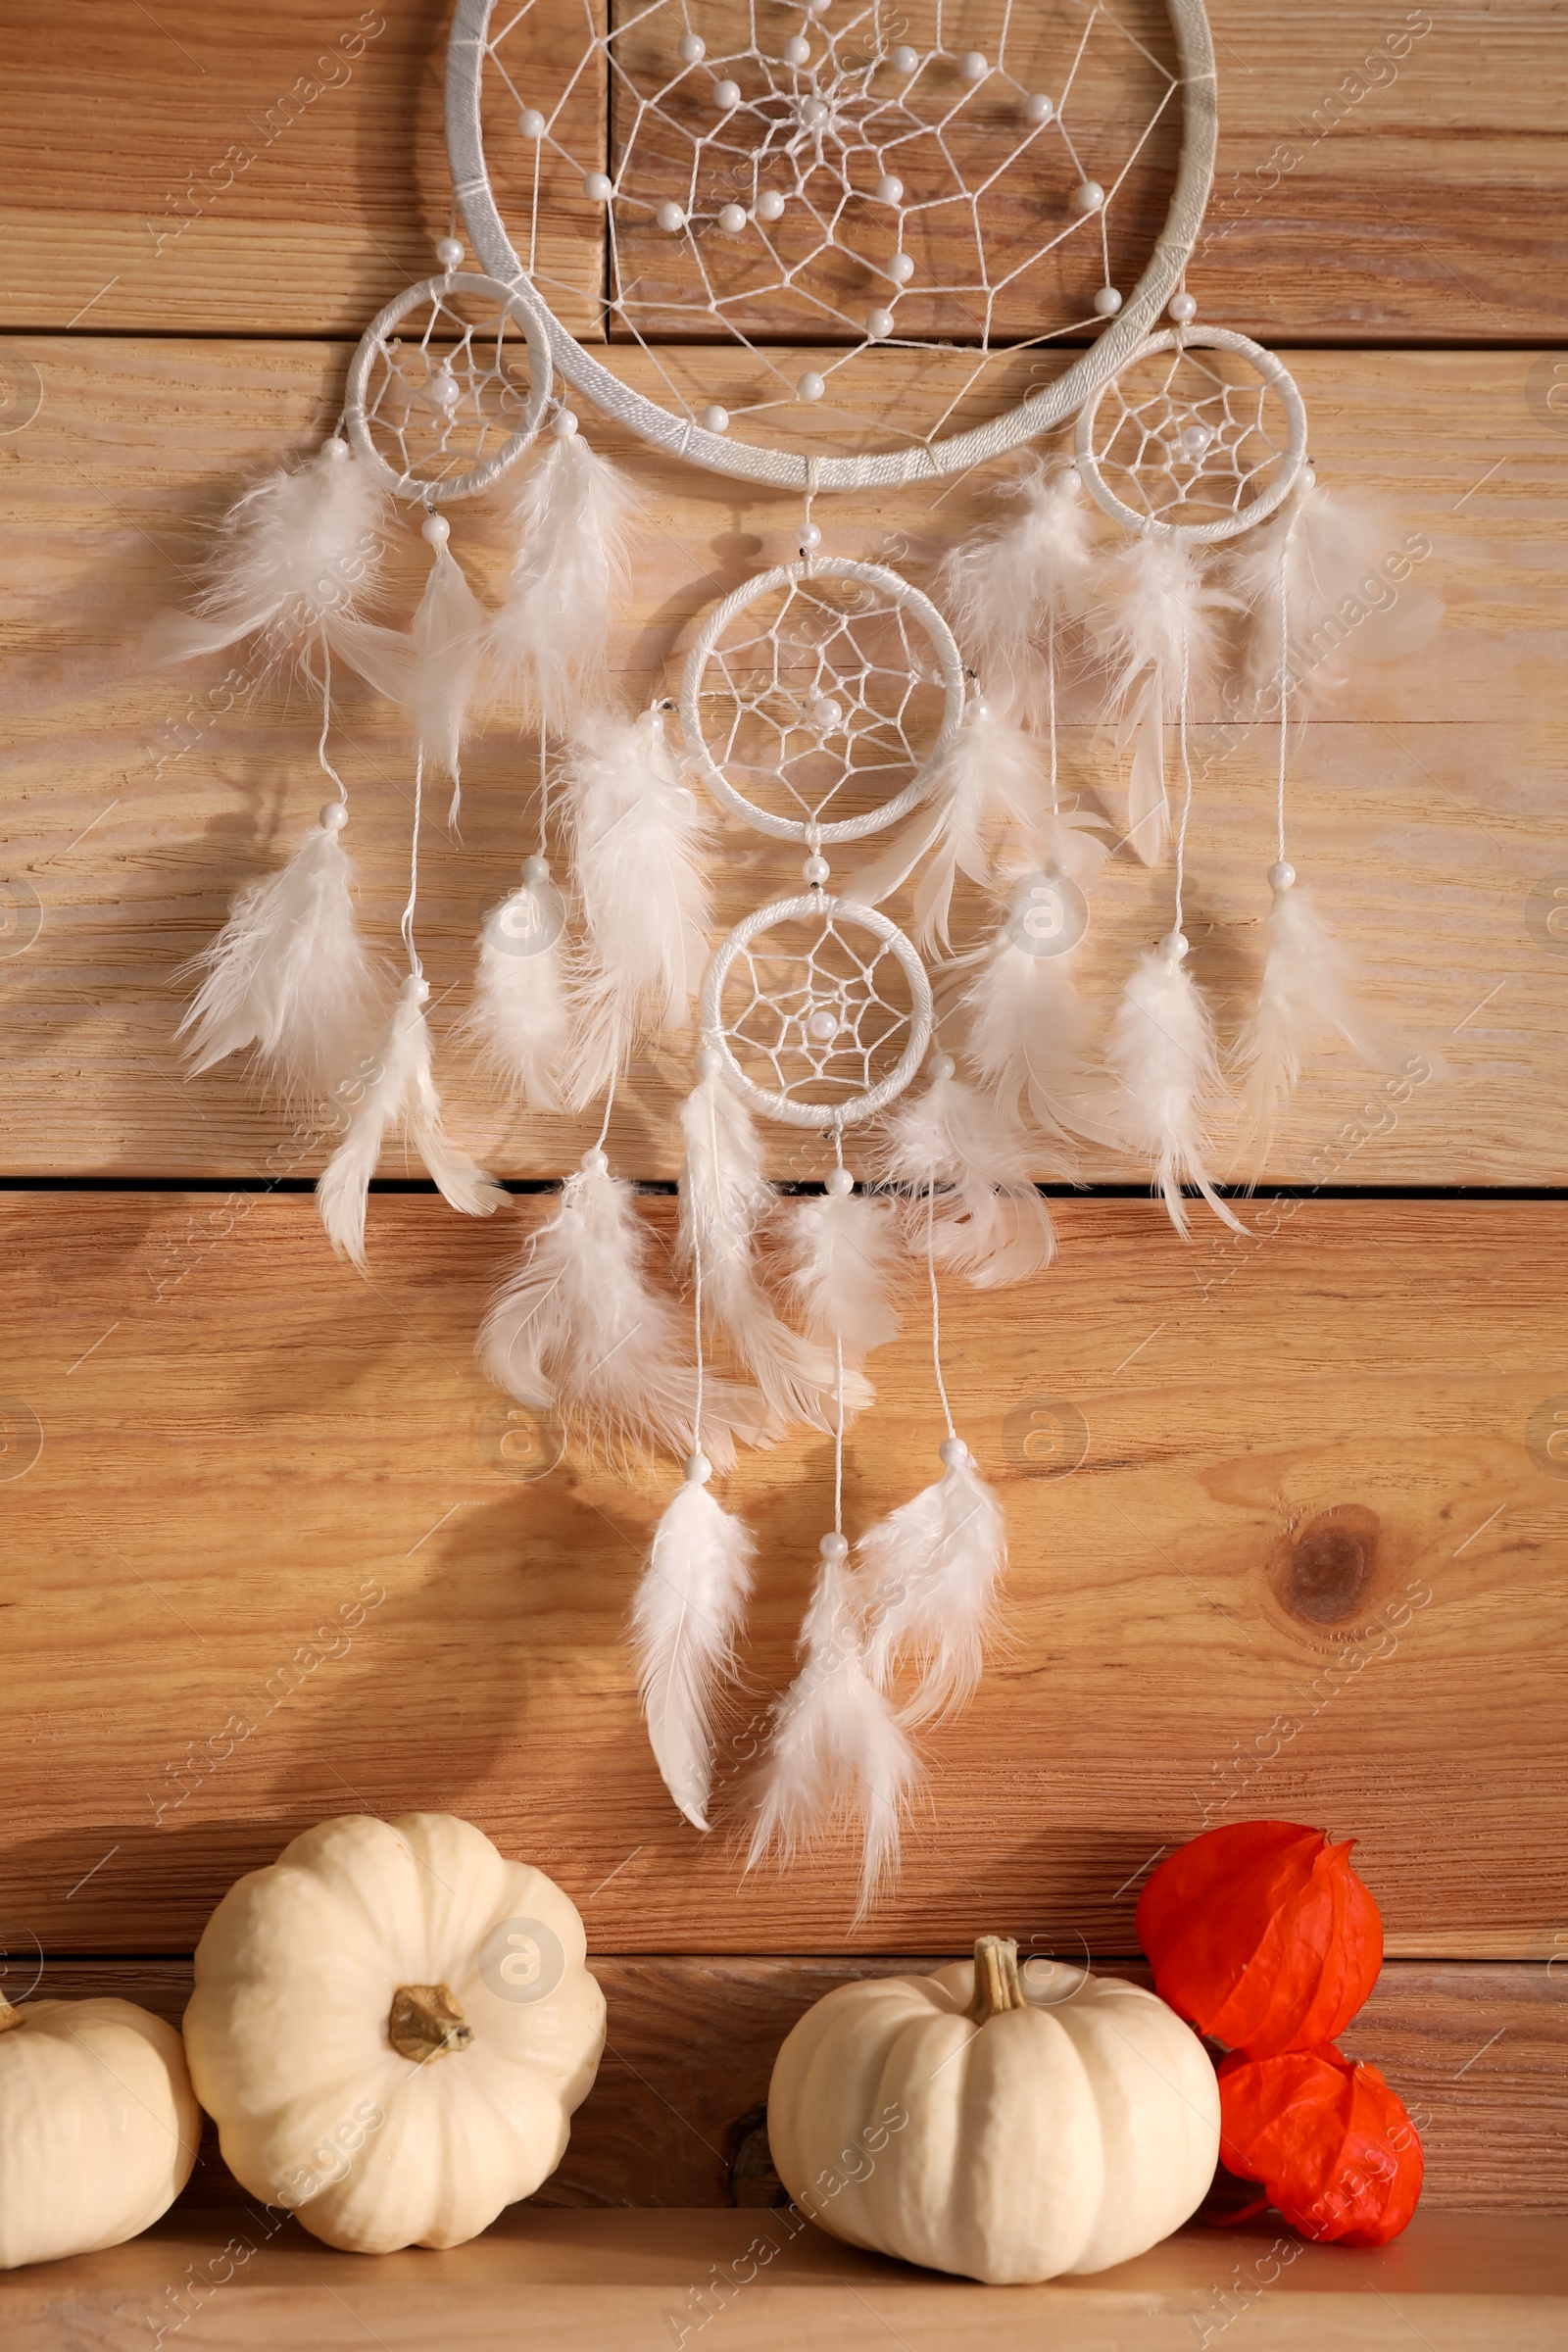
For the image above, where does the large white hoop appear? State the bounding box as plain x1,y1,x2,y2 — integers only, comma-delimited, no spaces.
679,557,965,845
446,0,1219,493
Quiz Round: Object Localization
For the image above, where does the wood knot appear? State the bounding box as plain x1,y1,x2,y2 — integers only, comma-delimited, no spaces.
1272,1505,1381,1626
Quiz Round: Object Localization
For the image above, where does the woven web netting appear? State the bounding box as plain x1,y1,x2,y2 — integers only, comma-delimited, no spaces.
357,285,540,493
720,906,917,1109
481,0,1183,457
1084,341,1296,530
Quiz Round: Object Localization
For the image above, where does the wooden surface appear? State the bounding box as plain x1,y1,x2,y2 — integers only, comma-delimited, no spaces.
1,1192,1563,1956
0,336,1562,1181
0,2210,1563,2351
28,1955,1567,2214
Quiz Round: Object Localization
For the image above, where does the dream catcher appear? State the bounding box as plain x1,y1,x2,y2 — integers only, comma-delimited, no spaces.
162,0,1434,1915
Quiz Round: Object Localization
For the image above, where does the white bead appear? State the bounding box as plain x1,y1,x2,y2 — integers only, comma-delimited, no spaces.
1158,930,1189,963
694,1045,722,1079
801,94,830,130
580,1147,609,1175
1025,93,1054,124
551,408,579,439
518,108,547,141
430,366,461,409
819,1532,850,1561
701,404,729,434
714,79,741,110
808,0,832,14
865,307,894,339
319,802,348,831
798,520,823,549
1268,860,1297,892
803,853,830,884
522,854,549,883
875,173,904,205
402,973,430,1003
583,171,612,202
684,1452,713,1485
938,1436,968,1468
888,251,915,284
755,189,786,222
657,200,686,232
797,371,825,402
1178,422,1213,460
1299,464,1317,492
926,1051,956,1081
1073,179,1104,214
891,44,918,74
810,696,842,729
322,437,349,462
807,1008,839,1041
1094,285,1122,317
960,51,988,80
1169,290,1198,324
718,202,747,234
420,512,451,546
677,31,705,62
782,35,810,67
435,234,464,270
825,1165,854,1198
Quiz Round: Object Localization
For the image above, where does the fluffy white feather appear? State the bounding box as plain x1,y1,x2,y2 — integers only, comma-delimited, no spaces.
874,1066,1055,1288
776,1182,902,1361
151,442,387,671
464,858,569,1111
317,976,504,1266
563,707,713,1109
677,1069,871,1431
938,460,1096,724
176,806,389,1103
1228,481,1445,715
956,872,1111,1155
1108,946,1244,1236
860,1442,1006,1727
487,426,639,729
1090,538,1237,866
633,1469,756,1832
1236,879,1392,1172
477,1153,775,1471
746,1544,921,1923
329,533,489,824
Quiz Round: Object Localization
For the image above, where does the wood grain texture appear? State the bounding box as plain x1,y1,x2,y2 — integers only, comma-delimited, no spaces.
0,4,1564,340
0,2209,1562,2352
0,338,1560,1182
28,1955,1565,2214
1,1193,1562,1956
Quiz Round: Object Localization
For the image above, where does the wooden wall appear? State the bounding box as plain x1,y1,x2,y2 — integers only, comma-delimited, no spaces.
0,0,1564,2218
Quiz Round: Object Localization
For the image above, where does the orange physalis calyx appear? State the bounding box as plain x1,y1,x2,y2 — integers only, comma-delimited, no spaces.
1135,1820,1383,2058
1217,2047,1424,2247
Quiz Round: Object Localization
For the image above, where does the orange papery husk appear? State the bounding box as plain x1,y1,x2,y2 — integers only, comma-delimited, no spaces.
1136,1819,1383,2057
1217,2046,1424,2247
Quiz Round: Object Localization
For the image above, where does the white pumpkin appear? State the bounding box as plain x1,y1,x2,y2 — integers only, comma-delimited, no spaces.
767,1936,1219,2284
183,1812,605,2252
0,1992,200,2268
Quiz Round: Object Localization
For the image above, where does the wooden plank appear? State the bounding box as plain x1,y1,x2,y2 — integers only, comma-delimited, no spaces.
1,1193,1562,1956
29,1956,1565,2214
0,2208,1563,2352
1,4,1564,340
0,338,1560,1182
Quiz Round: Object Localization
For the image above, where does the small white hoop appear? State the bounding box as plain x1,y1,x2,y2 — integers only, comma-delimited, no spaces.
1074,324,1307,544
699,893,933,1130
679,559,965,845
344,271,553,505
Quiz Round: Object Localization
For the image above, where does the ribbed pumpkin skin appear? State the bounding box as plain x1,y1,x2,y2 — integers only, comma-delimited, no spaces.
767,1960,1219,2284
183,1813,606,2253
0,1999,200,2269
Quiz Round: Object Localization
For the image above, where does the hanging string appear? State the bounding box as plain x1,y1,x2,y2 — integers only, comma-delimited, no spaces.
536,716,551,853
1276,535,1291,866
1046,609,1059,814
830,1123,846,1537
594,1071,616,1152
316,637,347,807
1173,607,1197,939
691,1215,706,1461
924,1185,957,1445
401,748,424,980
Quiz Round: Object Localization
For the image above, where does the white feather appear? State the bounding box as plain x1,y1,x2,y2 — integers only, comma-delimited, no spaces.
633,1474,756,1833
938,460,1096,723
874,1067,1056,1288
477,1156,775,1472
956,873,1110,1155
746,1546,921,1923
563,708,713,1109
776,1186,902,1360
487,429,639,729
317,979,504,1266
1090,538,1238,866
860,1443,1006,1727
176,809,389,1103
329,539,490,823
677,1071,871,1430
464,860,569,1111
1236,882,1393,1172
1107,947,1244,1237
151,444,387,671
1228,482,1445,714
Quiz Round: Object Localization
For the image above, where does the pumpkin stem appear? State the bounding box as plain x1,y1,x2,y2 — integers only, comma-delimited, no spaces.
968,1936,1026,2022
387,1983,473,2063
0,1994,20,2034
